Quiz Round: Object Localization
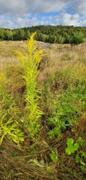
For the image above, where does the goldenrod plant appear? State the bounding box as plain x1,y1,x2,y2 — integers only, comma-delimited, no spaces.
17,33,43,140
0,73,24,145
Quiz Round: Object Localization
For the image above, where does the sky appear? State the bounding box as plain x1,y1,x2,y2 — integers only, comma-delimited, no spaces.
0,0,86,28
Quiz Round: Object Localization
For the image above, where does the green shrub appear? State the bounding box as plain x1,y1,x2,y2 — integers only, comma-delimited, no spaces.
65,137,86,170
71,32,84,44
63,32,84,44
48,82,86,139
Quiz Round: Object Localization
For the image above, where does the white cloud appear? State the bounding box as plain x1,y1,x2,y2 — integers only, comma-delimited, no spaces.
0,0,69,15
0,0,86,27
0,15,40,28
61,13,80,26
0,0,70,27
76,0,86,15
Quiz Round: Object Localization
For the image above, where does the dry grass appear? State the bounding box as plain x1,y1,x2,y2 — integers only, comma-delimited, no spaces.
0,41,86,70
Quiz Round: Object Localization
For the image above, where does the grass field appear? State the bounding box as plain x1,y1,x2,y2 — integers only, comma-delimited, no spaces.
0,39,86,180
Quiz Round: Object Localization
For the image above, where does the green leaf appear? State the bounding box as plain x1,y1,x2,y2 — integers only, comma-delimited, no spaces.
50,150,58,162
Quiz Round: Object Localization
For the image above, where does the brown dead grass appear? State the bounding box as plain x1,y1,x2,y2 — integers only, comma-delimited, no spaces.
0,41,86,71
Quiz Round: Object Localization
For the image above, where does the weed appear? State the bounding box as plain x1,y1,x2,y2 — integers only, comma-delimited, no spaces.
76,151,86,171
17,33,43,140
65,137,83,155
49,148,58,163
65,137,86,171
0,73,24,145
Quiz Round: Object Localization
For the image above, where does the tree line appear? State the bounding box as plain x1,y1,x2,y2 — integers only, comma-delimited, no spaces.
0,25,86,44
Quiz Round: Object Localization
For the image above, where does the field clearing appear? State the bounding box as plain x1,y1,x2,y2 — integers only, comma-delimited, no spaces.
0,40,86,180
0,41,86,69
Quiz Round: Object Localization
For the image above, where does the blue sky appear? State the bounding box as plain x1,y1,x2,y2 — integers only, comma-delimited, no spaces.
0,0,86,28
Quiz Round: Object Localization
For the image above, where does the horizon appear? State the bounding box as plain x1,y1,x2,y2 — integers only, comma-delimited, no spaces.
1,25,86,30
0,1,86,28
